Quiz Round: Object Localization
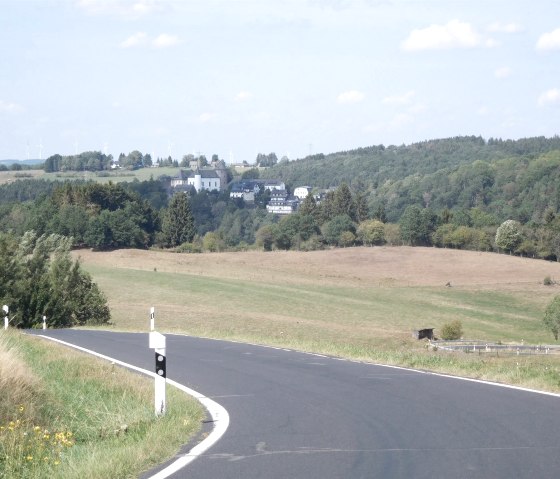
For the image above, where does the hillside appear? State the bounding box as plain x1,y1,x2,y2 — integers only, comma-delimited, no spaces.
261,136,560,222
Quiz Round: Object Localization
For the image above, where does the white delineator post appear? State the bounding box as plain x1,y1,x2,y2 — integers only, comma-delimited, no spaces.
3,305,8,330
149,330,167,416
150,306,155,331
42,315,47,330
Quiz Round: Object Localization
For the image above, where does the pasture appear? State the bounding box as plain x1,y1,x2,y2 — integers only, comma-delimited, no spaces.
0,167,178,185
74,246,560,391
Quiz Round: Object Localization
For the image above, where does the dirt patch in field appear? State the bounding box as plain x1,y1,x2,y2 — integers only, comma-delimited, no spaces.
74,246,560,291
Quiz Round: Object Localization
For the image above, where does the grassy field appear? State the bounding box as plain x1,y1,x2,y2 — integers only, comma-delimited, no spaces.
0,331,204,479
73,246,560,392
0,167,179,186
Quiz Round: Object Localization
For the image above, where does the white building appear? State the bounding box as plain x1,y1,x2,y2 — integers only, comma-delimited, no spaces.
171,168,221,192
263,180,286,191
294,186,312,200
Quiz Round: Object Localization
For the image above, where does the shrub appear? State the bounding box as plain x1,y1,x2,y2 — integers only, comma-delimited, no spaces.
174,242,203,253
543,295,560,340
440,320,463,340
543,276,554,286
299,235,324,251
339,231,356,247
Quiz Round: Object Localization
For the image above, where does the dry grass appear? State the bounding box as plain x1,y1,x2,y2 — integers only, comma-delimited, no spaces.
74,246,560,291
72,246,560,341
73,246,560,391
0,333,42,422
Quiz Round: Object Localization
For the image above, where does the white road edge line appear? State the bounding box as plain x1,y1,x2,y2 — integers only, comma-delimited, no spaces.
35,335,230,479
168,333,560,399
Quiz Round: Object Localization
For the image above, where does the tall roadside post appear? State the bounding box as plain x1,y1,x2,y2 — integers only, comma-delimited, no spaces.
42,315,47,330
148,307,166,416
150,306,155,331
3,305,8,330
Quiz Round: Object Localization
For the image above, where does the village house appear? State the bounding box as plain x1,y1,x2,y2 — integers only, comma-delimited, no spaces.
293,186,312,200
266,189,299,215
171,165,228,193
229,180,261,202
228,179,286,201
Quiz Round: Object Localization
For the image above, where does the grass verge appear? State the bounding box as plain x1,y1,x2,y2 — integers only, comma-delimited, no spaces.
0,330,204,479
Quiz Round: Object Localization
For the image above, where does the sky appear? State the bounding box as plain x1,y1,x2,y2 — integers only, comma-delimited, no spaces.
1,0,559,163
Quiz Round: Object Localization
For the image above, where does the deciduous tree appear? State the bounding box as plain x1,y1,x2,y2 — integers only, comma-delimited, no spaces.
543,295,560,340
495,219,523,253
357,219,385,246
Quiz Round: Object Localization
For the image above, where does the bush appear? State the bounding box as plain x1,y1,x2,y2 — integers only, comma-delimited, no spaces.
543,276,554,286
174,242,203,253
543,295,560,340
299,235,324,251
440,320,463,340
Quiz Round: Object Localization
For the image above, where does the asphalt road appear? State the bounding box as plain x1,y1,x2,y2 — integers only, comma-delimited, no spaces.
28,330,560,479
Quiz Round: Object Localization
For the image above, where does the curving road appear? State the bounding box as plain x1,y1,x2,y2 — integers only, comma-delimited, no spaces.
29,330,560,479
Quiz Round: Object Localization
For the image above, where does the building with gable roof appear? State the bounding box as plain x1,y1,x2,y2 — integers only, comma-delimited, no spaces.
170,167,226,193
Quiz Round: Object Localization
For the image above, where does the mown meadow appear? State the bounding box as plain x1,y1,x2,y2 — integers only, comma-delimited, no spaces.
74,246,560,393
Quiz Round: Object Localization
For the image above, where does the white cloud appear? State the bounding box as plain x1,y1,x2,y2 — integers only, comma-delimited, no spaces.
536,28,560,51
337,90,365,104
120,32,148,48
402,20,494,51
77,0,163,18
538,88,560,107
494,66,512,79
390,113,414,127
382,90,415,105
487,22,523,33
120,32,179,48
199,112,216,123
152,33,179,48
0,100,24,113
235,91,252,102
132,1,159,15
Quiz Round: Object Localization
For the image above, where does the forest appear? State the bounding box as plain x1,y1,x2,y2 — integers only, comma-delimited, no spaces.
0,135,558,261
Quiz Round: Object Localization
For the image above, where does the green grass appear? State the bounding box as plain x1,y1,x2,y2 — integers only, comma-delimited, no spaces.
43,167,179,184
0,331,204,479
80,259,560,393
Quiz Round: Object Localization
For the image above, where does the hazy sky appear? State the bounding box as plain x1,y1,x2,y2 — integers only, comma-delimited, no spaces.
1,0,559,163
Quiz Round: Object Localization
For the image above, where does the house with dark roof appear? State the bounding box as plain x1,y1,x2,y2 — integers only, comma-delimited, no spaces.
230,180,262,202
266,189,299,215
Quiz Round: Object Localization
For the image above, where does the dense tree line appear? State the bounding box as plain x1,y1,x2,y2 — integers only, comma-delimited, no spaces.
261,136,560,216
44,151,114,172
0,232,110,328
0,182,160,250
0,135,558,260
